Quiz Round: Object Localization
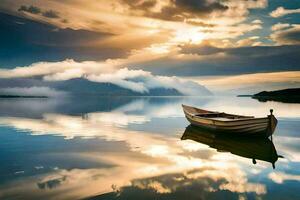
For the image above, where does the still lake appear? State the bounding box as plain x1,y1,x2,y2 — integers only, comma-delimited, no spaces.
0,96,299,200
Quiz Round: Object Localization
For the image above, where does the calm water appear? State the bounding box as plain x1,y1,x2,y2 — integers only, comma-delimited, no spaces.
0,96,300,200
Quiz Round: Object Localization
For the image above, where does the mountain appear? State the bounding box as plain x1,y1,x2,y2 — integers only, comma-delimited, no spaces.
0,77,212,97
50,78,184,96
252,88,300,103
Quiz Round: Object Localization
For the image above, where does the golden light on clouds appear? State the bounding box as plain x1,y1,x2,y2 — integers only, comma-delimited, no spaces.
188,71,300,92
0,1,300,199
0,0,299,93
173,28,205,44
0,0,271,53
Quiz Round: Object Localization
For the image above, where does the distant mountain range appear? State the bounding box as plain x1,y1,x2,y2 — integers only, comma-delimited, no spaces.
51,78,183,96
0,78,212,97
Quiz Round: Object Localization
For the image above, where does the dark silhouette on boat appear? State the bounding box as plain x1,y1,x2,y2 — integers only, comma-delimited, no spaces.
181,125,283,169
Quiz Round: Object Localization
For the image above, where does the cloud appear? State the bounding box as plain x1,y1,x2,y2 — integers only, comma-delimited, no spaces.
179,42,298,57
42,10,60,18
179,43,223,55
88,68,211,95
270,7,300,18
171,43,300,76
0,60,211,95
0,59,113,79
0,1,297,81
18,4,61,19
251,19,263,24
122,0,228,21
0,0,269,70
198,23,262,42
3,0,267,33
189,71,300,94
236,36,260,47
271,25,300,45
121,0,267,27
0,13,125,67
269,172,300,184
121,0,159,11
2,1,267,49
271,23,291,31
18,5,41,14
0,87,66,97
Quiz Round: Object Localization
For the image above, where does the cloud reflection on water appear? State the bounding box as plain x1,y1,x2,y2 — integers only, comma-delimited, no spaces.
0,96,299,200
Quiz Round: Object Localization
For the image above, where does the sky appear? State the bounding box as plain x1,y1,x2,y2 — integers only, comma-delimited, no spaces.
0,0,300,94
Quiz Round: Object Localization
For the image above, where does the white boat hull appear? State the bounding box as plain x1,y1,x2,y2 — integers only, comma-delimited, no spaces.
182,105,277,137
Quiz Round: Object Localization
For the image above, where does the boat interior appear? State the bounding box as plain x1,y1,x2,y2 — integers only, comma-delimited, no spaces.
183,105,255,121
194,112,254,120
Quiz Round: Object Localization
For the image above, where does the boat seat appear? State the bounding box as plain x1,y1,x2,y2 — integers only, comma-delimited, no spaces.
206,117,240,121
195,113,253,120
195,113,221,117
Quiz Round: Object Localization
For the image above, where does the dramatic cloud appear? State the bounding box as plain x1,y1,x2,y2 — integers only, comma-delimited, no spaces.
42,10,60,19
269,172,300,184
271,25,300,45
179,42,300,58
236,36,260,47
271,23,291,31
0,0,275,75
18,5,61,19
122,0,228,22
135,43,300,76
0,0,299,90
1,0,269,33
18,5,41,14
251,19,263,24
179,42,300,62
0,59,113,79
88,68,211,95
0,13,122,67
3,58,299,95
179,42,222,55
270,7,300,18
189,71,300,94
0,0,268,57
0,60,211,95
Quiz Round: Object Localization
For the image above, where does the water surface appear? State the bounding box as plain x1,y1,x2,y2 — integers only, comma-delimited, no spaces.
0,96,299,200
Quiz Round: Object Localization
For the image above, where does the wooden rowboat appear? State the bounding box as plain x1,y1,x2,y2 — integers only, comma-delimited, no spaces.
182,125,282,168
182,104,277,137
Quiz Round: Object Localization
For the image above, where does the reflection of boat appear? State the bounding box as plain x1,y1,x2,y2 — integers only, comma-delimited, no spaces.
182,104,277,137
182,125,282,168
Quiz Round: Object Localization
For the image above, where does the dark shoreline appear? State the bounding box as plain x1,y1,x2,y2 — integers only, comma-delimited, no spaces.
238,88,300,103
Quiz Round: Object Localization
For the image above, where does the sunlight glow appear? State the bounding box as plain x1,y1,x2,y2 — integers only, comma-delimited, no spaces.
144,145,169,156
173,28,205,44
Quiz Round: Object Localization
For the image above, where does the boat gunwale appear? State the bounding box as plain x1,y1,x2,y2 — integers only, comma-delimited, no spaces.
182,104,267,123
189,114,268,123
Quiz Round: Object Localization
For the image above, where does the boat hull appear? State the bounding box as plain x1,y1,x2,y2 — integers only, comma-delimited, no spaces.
182,105,277,137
